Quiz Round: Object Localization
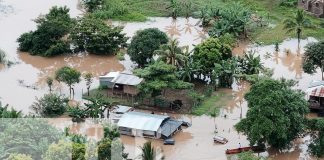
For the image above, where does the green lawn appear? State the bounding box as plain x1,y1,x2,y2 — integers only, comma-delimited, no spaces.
191,90,233,116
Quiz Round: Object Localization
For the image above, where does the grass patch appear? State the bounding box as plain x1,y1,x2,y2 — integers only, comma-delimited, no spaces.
191,90,232,116
91,0,323,43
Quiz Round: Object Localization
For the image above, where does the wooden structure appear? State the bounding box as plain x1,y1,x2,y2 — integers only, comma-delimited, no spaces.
99,71,143,98
298,0,324,18
307,81,324,116
225,145,265,154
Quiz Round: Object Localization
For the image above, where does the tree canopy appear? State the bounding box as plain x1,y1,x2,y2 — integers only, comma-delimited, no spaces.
302,41,324,80
307,118,324,158
235,78,309,149
128,28,168,67
0,118,61,159
55,66,81,96
17,6,74,56
192,37,232,78
70,16,127,55
134,61,193,97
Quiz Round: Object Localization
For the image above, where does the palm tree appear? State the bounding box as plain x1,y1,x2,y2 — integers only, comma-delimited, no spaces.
154,39,187,68
242,51,264,75
141,141,164,160
283,9,311,45
166,0,179,19
84,94,115,118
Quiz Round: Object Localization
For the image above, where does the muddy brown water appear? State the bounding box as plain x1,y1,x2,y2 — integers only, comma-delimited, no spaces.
0,0,323,160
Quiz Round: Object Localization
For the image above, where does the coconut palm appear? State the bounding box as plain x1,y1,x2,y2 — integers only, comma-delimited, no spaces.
283,9,311,45
155,39,187,68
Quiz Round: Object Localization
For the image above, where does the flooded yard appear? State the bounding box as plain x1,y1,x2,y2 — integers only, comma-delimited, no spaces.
0,0,323,160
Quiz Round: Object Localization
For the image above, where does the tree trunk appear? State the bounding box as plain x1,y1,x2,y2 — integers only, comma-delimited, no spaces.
69,86,72,97
297,29,301,47
87,87,90,96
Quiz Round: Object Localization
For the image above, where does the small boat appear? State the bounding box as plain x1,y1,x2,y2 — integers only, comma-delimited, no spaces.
213,135,228,144
225,145,265,154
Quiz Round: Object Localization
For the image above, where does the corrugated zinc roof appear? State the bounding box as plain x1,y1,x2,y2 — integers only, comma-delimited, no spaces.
118,112,169,132
113,73,143,86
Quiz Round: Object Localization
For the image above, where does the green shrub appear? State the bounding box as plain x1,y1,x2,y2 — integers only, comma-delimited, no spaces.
116,51,125,61
7,153,33,160
30,93,69,117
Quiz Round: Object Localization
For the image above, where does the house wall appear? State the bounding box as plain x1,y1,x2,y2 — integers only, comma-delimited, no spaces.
298,0,324,17
123,85,139,95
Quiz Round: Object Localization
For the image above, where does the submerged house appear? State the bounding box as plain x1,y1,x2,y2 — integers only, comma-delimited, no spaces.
307,81,324,115
298,0,324,17
117,112,182,139
99,71,143,96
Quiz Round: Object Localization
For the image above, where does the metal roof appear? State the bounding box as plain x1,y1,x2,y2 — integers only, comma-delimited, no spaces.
118,112,169,132
113,73,143,86
100,71,143,86
161,119,182,138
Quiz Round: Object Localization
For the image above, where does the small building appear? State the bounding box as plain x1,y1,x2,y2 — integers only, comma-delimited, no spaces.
99,71,143,96
117,112,182,139
298,0,324,18
307,81,324,110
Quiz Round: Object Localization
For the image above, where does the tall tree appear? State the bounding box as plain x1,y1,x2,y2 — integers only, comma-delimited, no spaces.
83,72,93,96
46,77,54,92
128,28,168,67
302,41,324,80
70,16,127,55
283,9,311,44
155,39,187,67
55,66,81,97
235,78,309,149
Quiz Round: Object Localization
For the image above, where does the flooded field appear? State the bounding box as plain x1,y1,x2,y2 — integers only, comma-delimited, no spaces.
0,0,323,160
0,0,205,112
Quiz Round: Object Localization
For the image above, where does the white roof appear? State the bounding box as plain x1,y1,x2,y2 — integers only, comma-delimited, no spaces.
118,112,169,131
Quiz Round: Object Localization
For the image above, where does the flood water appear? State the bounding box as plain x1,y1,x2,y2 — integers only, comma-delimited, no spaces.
0,0,323,160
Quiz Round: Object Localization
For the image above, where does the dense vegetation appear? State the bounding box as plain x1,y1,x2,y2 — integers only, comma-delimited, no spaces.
17,6,127,57
81,0,324,43
70,16,127,55
235,78,309,149
17,6,74,56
